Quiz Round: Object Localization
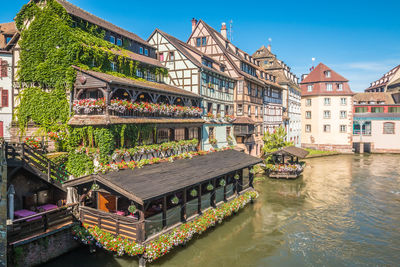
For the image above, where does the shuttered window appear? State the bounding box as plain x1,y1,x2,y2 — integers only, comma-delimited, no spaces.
1,89,7,107
383,122,395,134
0,60,7,77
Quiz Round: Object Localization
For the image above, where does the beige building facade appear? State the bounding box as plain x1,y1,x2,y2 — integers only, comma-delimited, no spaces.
300,63,354,152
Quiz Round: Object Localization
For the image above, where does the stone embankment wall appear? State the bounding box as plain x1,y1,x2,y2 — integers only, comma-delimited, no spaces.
8,226,80,267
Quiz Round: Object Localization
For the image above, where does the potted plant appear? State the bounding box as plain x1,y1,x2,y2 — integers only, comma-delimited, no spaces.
219,179,226,187
190,189,198,197
209,138,217,146
207,183,214,191
128,204,137,215
171,195,179,205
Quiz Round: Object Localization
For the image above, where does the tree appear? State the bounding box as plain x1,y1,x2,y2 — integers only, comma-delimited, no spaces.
262,126,292,161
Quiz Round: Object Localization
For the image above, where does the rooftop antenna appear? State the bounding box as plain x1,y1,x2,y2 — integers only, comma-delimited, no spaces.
229,19,233,41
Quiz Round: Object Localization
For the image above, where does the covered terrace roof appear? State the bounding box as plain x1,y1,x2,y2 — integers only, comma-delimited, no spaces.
269,146,309,159
63,149,262,204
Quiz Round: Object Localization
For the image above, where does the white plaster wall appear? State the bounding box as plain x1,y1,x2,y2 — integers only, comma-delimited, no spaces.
0,53,13,139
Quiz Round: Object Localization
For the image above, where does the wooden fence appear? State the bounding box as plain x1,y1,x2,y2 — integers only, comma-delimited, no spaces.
8,204,77,244
79,206,144,242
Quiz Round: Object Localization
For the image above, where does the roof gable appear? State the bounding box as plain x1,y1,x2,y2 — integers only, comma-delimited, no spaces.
301,63,348,84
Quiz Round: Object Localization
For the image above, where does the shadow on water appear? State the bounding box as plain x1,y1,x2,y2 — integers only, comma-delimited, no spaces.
42,154,400,267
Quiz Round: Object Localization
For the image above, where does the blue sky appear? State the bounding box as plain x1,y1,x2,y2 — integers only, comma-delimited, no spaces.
2,0,400,92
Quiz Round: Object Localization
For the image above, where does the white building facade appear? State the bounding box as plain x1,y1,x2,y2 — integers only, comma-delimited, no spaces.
0,52,13,139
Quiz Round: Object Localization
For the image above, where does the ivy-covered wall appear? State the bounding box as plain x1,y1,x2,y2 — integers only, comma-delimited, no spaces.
14,0,167,132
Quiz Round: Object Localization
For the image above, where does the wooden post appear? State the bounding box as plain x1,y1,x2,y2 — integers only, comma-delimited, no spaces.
138,204,146,242
47,161,51,182
249,167,254,188
197,184,202,215
223,175,227,202
181,189,187,222
238,169,243,194
162,196,167,229
211,179,216,208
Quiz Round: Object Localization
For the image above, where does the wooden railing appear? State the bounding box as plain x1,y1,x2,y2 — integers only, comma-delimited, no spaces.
80,206,144,242
5,142,71,183
8,204,77,243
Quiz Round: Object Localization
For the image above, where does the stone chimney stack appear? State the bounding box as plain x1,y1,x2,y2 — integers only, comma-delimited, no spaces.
221,22,227,39
191,18,198,32
267,44,271,52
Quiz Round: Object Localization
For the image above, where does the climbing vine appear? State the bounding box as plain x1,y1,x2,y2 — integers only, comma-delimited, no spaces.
15,0,167,131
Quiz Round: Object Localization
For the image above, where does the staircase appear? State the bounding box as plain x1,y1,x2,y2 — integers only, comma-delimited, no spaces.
5,142,71,190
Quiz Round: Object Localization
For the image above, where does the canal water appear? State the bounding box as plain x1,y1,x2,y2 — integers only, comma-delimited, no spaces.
43,154,400,266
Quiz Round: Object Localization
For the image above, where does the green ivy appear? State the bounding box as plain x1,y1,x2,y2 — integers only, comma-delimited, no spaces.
14,87,69,133
66,151,94,177
15,0,168,131
94,128,115,164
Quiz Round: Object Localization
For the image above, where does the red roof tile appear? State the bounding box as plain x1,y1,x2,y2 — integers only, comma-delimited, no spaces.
301,63,348,83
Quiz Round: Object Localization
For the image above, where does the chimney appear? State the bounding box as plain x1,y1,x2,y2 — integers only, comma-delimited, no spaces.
191,18,198,32
221,22,227,39
267,44,271,52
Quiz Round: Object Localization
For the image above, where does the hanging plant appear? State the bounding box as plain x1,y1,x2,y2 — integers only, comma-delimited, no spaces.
190,189,198,197
171,196,179,205
91,183,100,191
219,179,226,187
207,184,214,191
250,168,255,174
234,174,240,180
128,205,137,214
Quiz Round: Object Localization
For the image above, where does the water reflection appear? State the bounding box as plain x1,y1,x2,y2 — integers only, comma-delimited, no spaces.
43,154,400,267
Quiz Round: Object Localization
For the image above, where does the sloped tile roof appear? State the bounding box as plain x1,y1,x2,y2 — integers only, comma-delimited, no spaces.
366,65,400,91
301,63,348,83
353,92,395,104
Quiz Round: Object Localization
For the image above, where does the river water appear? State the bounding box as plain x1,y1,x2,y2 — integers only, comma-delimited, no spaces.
44,154,400,266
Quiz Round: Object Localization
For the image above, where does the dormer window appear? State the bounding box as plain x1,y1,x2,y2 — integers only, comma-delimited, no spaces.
110,35,116,44
220,65,225,72
139,47,143,54
325,70,331,78
116,38,122,46
337,83,343,91
5,36,12,44
144,48,149,56
235,48,239,55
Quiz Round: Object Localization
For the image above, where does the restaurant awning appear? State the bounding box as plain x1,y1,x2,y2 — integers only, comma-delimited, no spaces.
63,149,262,204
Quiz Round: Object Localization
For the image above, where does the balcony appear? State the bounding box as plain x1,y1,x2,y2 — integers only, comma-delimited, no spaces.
234,125,255,136
264,96,282,105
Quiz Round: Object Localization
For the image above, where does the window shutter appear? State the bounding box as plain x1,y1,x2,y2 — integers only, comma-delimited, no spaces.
0,60,7,77
1,89,8,107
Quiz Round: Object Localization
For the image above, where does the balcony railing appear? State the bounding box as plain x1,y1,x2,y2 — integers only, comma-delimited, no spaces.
234,125,255,136
353,130,372,136
264,96,282,105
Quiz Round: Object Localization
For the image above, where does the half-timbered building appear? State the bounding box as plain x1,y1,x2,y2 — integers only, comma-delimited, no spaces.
253,45,301,146
148,29,236,150
187,19,284,156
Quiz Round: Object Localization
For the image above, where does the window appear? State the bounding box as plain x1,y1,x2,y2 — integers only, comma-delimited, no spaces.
157,129,170,143
110,62,116,71
159,53,164,61
136,69,143,78
189,127,199,139
325,70,331,78
305,124,311,132
169,51,175,61
371,107,384,113
139,47,143,54
207,102,213,113
389,107,400,113
0,60,8,77
307,85,313,92
341,98,347,105
255,106,258,116
247,83,252,95
337,83,343,91
237,104,243,115
306,111,311,119
323,110,331,119
306,99,312,106
196,37,201,47
175,128,185,141
248,105,251,116
116,38,122,46
202,37,207,46
208,127,215,140
324,98,331,106
340,125,347,133
355,107,368,113
6,36,12,44
226,127,231,141
240,62,256,77
326,83,332,91
340,111,347,119
323,125,331,132
1,90,8,107
383,122,395,134
144,48,149,56
220,65,225,72
110,35,115,44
